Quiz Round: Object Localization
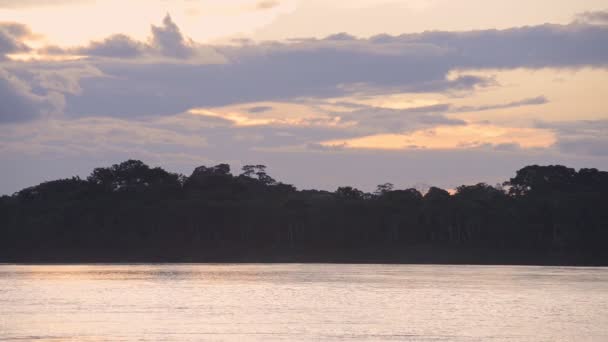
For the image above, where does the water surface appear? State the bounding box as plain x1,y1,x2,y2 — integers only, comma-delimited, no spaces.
1,264,607,341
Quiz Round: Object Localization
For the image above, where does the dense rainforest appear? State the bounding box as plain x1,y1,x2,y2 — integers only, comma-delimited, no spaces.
1,160,607,265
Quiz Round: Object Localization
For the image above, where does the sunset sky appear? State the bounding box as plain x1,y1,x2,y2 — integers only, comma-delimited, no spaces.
1,0,607,193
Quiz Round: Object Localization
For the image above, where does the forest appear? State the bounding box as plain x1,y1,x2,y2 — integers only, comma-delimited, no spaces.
1,160,607,265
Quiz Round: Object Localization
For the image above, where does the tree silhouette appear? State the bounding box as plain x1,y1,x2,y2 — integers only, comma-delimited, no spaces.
1,161,607,264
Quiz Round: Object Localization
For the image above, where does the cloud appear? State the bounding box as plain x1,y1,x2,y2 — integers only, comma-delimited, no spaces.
0,22,32,59
575,11,608,25
42,36,144,60
0,115,208,159
0,108,605,196
150,14,195,59
334,105,463,134
559,137,608,156
2,17,607,127
0,22,35,39
58,52,490,118
256,0,280,10
367,23,608,69
0,64,104,123
538,120,608,156
2,12,608,196
41,15,224,62
320,124,556,151
189,107,344,128
247,105,273,113
75,34,145,58
0,69,56,123
325,32,358,41
36,19,602,118
452,96,548,113
31,64,104,94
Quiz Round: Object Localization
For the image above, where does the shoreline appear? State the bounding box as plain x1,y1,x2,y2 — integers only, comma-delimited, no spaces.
3,247,606,266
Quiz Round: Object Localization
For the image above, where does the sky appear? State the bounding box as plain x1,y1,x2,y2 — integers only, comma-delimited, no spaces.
1,0,607,194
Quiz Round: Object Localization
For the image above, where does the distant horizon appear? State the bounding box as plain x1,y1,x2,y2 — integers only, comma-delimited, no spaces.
4,158,607,196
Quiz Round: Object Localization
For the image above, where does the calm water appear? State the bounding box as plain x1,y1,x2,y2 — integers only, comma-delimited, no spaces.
1,264,607,341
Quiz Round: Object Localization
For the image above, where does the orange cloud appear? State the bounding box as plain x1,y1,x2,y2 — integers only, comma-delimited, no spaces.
320,124,556,150
189,102,353,127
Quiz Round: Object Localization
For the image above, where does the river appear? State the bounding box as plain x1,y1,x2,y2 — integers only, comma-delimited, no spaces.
1,264,607,341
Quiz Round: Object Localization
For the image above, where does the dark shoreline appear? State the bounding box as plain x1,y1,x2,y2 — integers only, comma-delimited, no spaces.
3,162,608,267
3,246,607,266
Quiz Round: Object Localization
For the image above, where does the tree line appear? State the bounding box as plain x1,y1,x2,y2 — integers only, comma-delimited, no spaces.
1,160,607,264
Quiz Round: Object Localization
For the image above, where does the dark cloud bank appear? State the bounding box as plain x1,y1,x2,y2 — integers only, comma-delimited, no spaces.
1,14,607,122
66,18,608,118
